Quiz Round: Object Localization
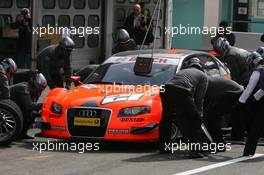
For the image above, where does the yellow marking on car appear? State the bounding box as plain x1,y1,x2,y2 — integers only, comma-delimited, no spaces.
74,117,101,127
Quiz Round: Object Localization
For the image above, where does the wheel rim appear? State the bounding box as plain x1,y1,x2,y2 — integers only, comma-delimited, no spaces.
0,108,16,142
170,122,181,141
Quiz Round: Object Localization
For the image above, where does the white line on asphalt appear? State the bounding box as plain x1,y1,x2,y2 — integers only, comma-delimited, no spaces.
173,154,264,175
17,155,53,161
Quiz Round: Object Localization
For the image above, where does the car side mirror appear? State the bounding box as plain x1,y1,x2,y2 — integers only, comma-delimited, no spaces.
70,76,81,83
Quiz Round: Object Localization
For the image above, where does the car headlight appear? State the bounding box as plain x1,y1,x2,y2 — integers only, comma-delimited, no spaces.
118,106,151,117
51,102,62,114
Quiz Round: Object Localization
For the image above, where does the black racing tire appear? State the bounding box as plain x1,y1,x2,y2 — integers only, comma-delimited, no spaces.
0,99,23,146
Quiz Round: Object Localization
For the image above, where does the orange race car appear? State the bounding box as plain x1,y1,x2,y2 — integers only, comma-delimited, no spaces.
36,49,230,142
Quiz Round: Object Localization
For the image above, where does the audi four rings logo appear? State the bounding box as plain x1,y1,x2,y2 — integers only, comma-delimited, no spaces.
78,110,97,117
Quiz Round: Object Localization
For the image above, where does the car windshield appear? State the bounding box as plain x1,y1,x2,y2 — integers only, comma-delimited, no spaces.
84,62,177,86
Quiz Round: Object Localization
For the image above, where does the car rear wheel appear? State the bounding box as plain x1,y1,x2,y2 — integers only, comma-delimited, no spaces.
0,99,23,146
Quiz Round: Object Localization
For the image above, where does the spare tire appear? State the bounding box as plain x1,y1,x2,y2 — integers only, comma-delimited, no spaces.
0,99,23,146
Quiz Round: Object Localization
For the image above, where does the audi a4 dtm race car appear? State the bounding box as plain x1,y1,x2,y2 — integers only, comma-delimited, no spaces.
36,49,230,142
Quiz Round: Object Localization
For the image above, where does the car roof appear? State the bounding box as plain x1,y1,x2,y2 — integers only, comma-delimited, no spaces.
114,49,207,58
105,49,209,65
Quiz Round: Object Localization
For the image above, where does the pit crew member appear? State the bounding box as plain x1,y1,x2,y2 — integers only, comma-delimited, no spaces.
213,37,251,86
159,58,208,158
112,29,137,54
204,77,243,145
37,37,75,90
237,51,264,156
10,72,47,139
0,58,17,99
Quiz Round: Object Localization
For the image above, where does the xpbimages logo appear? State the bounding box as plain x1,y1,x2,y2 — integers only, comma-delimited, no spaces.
97,82,165,96
165,24,232,38
32,24,100,37
32,140,100,153
163,141,232,154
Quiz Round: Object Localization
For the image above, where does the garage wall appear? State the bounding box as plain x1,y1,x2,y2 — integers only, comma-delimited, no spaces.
172,0,205,50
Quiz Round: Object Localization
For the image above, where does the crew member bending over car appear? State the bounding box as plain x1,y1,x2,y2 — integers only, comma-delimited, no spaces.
213,37,251,86
236,51,264,156
204,77,243,145
37,37,75,90
10,72,47,139
159,58,208,158
0,58,17,99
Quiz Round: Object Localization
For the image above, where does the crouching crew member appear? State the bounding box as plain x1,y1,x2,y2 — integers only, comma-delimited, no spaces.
10,73,47,139
159,58,208,158
204,77,244,145
37,37,75,90
213,37,251,86
237,51,264,156
0,58,17,99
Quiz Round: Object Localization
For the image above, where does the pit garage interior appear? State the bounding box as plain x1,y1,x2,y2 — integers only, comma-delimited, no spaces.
0,0,169,70
1,0,264,70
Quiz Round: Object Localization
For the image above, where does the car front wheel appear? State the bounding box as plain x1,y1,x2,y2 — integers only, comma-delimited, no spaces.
0,99,23,146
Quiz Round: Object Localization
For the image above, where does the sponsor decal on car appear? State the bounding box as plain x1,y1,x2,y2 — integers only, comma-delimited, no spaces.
74,117,101,127
49,113,62,118
108,129,129,134
51,126,66,131
119,118,145,122
101,94,144,104
104,55,180,65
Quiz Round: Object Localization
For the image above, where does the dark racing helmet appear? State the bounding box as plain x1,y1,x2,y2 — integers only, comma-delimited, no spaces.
21,8,30,16
1,58,17,74
213,37,230,55
21,8,31,20
116,29,130,44
32,73,47,90
248,51,263,67
256,47,264,58
185,57,204,72
59,37,75,52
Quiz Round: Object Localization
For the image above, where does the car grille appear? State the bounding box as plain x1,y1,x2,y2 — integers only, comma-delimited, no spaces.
67,107,111,138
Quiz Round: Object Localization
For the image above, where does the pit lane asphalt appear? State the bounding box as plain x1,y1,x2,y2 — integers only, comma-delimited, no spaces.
0,130,264,175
